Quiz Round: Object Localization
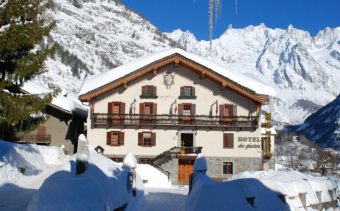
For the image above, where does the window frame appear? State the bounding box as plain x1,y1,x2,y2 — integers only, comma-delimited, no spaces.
179,86,196,99
106,131,124,146
138,132,156,147
222,161,234,174
140,85,158,99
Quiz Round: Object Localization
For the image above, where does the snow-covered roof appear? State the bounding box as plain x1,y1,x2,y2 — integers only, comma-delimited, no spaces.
21,81,88,119
79,48,276,97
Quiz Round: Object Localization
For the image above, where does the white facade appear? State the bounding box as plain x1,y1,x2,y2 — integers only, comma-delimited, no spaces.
81,49,274,182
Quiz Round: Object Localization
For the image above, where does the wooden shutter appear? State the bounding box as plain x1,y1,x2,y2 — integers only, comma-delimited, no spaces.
233,105,237,117
152,103,157,114
138,132,143,146
107,132,111,146
191,104,196,116
139,103,145,114
152,86,157,96
223,133,234,148
119,132,124,146
219,105,225,117
151,133,156,146
119,103,125,114
180,87,184,96
228,105,233,117
178,104,183,115
192,87,195,96
108,102,113,113
142,86,146,95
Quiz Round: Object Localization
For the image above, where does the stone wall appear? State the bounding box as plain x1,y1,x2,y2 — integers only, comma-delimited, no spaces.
161,158,179,184
205,157,263,179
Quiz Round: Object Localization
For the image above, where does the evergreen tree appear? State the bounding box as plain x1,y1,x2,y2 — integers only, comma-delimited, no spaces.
0,0,55,139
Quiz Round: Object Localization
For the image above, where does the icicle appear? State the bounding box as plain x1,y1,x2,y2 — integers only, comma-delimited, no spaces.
235,0,238,16
209,0,214,54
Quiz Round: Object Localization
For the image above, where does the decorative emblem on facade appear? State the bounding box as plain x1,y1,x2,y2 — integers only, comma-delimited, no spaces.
163,70,175,89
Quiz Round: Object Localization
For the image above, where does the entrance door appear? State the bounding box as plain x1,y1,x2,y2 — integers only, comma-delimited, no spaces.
180,133,193,148
178,160,194,184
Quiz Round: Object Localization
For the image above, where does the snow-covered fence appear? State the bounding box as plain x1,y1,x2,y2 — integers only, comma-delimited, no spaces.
123,152,137,197
76,134,89,175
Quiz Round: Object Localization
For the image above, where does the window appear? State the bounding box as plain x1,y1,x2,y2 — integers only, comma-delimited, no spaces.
179,86,196,99
108,102,125,125
139,158,151,164
183,104,192,116
138,132,156,147
143,132,152,146
183,87,193,96
219,104,235,117
223,162,233,174
178,103,196,124
112,102,120,114
141,86,157,98
140,103,157,124
110,157,123,162
108,102,125,114
144,103,153,115
220,104,236,125
223,133,234,148
106,131,124,146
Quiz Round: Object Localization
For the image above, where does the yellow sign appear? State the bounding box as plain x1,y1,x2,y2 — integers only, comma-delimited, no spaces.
265,113,271,120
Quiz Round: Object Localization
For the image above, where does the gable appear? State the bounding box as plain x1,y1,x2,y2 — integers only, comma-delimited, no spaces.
79,51,271,104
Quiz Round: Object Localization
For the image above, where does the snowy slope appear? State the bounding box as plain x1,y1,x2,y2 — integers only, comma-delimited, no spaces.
165,25,340,126
34,0,174,94
292,95,340,150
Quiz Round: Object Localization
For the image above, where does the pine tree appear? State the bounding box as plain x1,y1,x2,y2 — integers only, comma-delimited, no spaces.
0,0,55,139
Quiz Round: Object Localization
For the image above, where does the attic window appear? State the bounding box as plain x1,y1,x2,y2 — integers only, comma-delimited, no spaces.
141,85,157,99
179,86,196,99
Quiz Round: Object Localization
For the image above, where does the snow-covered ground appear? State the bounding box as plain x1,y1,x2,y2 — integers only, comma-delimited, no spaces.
0,139,130,210
1,140,339,210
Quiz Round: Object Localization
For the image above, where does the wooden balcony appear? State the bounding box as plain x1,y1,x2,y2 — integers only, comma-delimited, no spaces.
16,134,51,144
92,113,259,130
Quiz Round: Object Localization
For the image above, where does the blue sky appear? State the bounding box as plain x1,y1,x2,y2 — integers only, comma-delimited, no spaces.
121,0,340,40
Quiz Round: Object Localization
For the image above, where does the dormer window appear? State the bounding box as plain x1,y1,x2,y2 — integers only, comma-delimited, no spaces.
140,85,157,99
179,86,196,99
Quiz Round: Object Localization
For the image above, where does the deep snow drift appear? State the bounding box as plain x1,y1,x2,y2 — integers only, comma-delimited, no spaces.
188,168,339,210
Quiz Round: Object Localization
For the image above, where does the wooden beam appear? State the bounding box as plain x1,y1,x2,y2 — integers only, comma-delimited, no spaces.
152,68,157,76
174,57,180,67
123,82,128,89
220,82,226,90
200,71,206,79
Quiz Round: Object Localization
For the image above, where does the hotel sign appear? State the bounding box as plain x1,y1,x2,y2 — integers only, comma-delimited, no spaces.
237,137,261,150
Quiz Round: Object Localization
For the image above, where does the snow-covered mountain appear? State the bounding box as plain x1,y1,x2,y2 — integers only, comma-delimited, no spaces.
35,0,174,93
32,0,339,126
291,95,340,150
165,25,340,126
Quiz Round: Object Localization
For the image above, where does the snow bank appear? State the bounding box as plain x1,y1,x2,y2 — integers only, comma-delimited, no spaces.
27,148,130,211
231,170,339,210
135,164,172,188
187,173,288,211
188,155,338,211
0,140,65,185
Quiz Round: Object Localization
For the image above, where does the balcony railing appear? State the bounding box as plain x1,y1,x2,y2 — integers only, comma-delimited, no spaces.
92,113,259,129
16,134,51,144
